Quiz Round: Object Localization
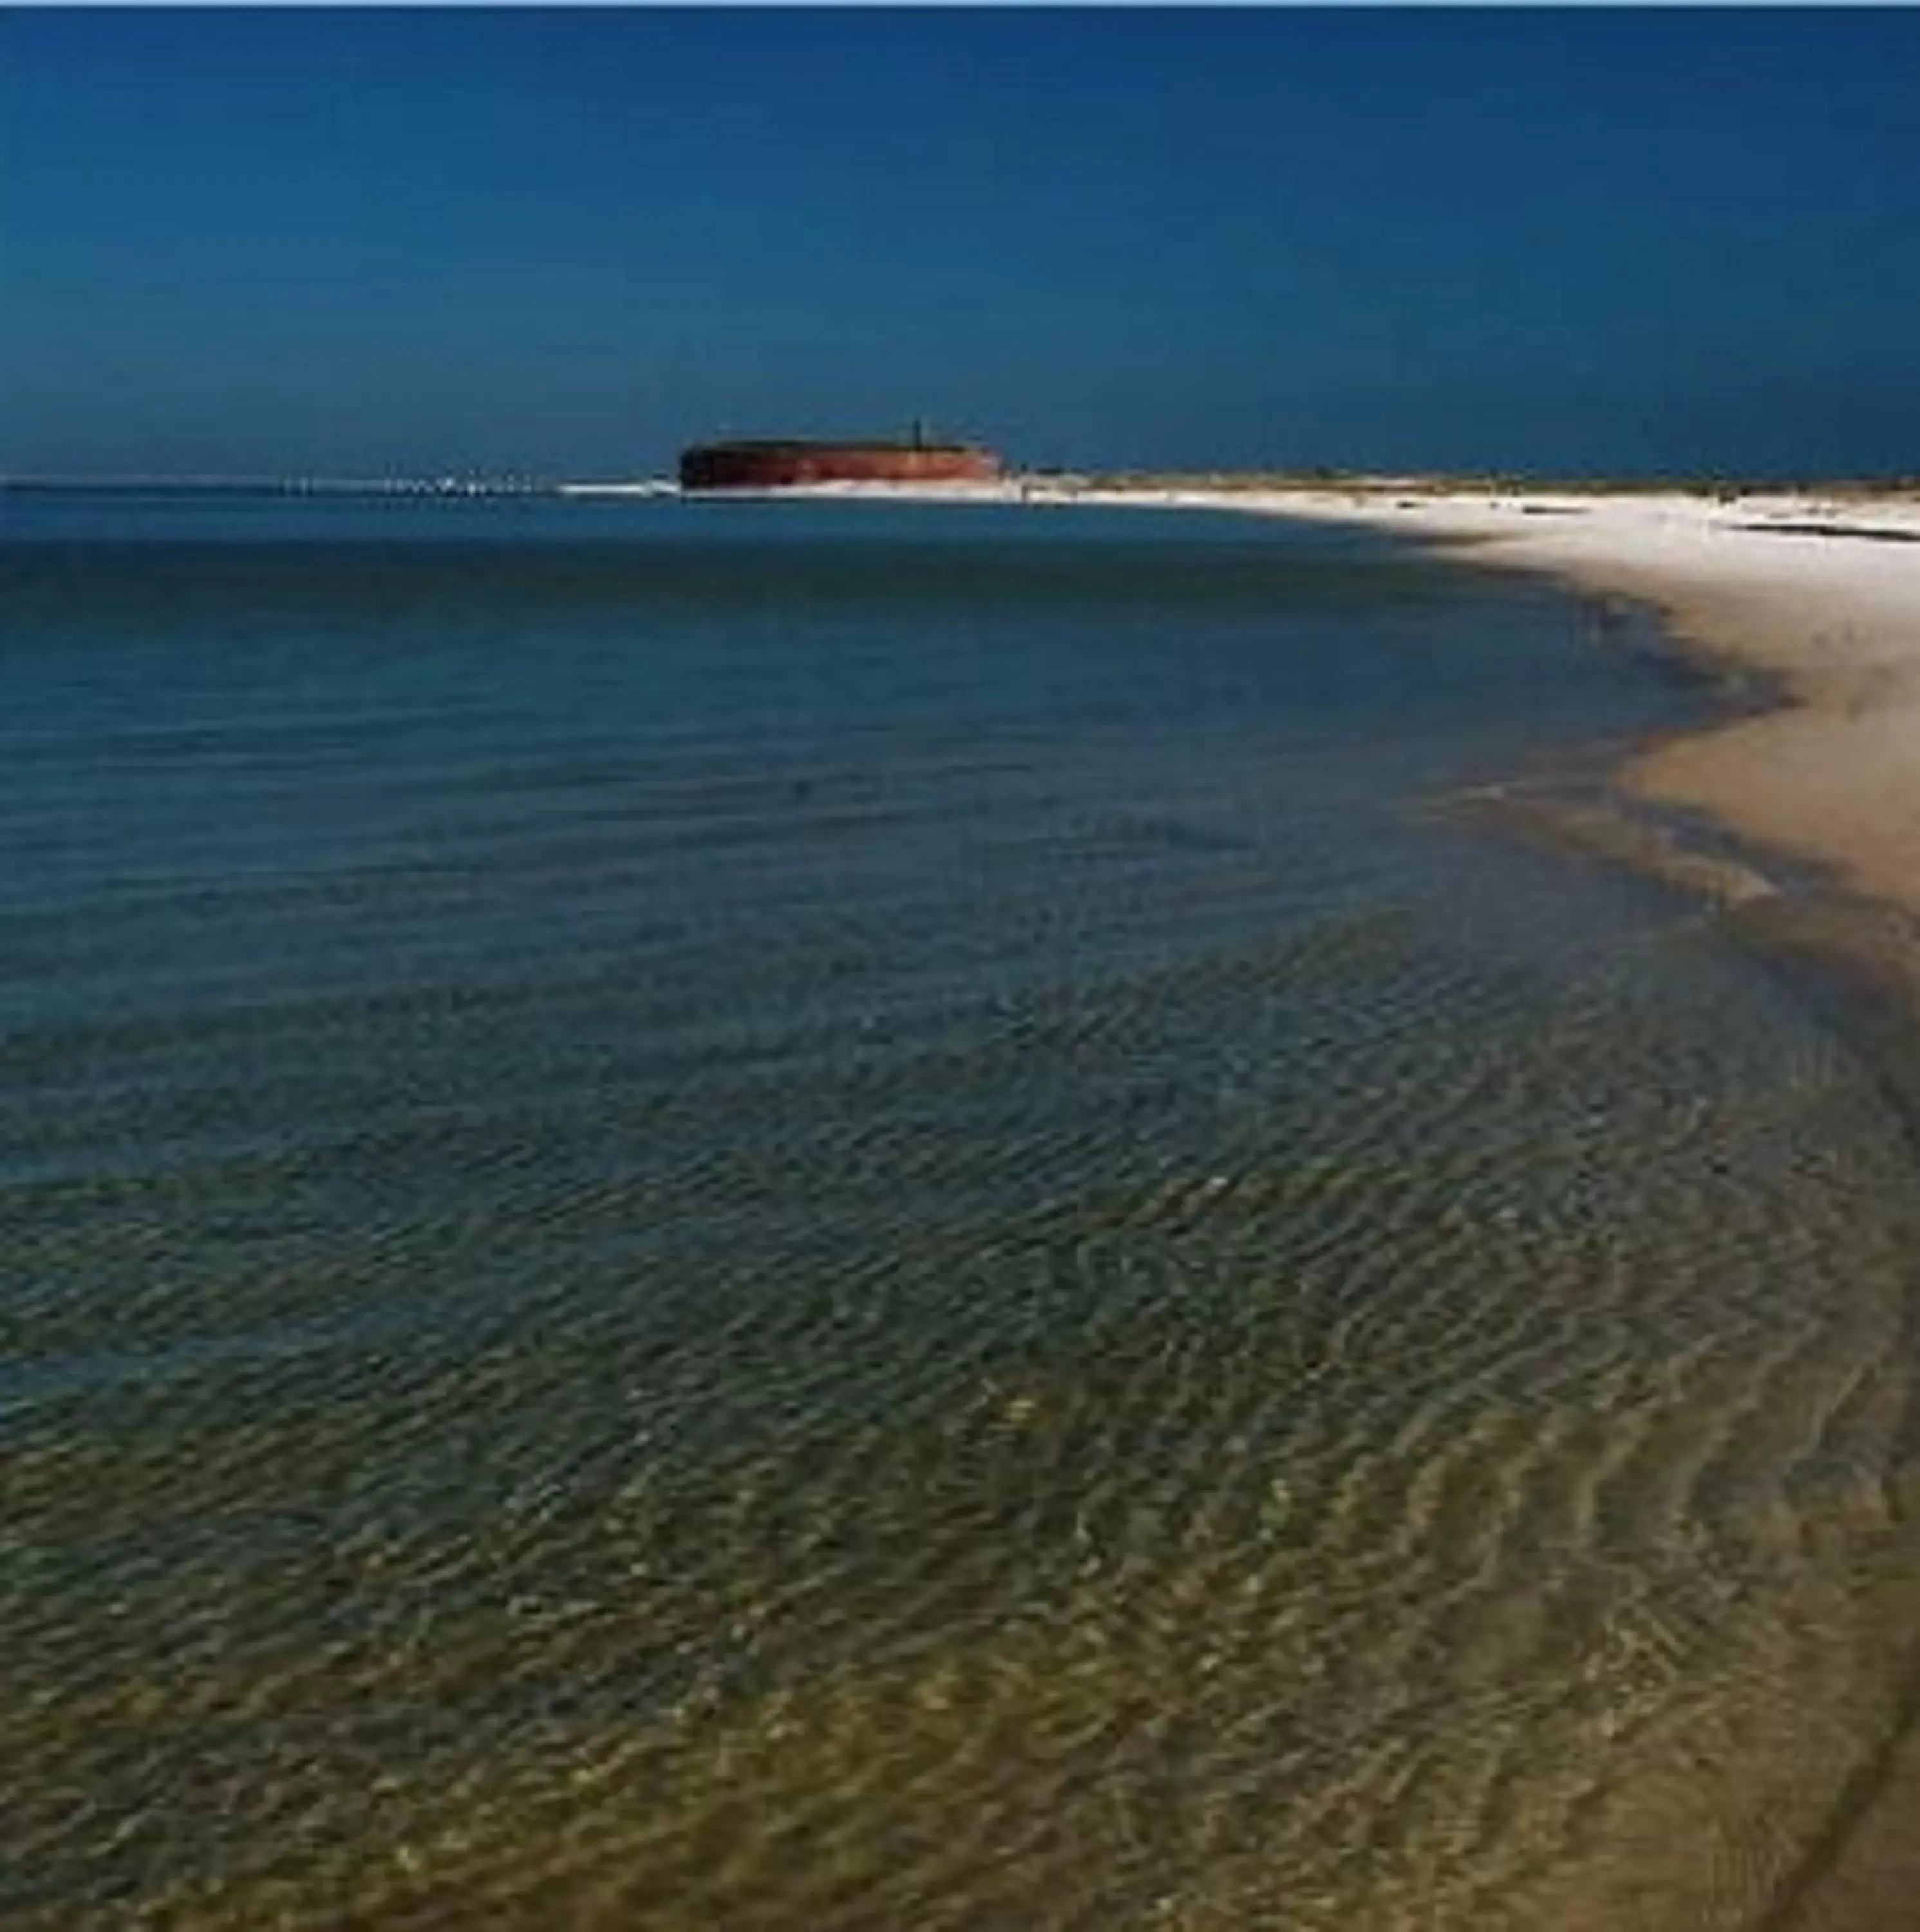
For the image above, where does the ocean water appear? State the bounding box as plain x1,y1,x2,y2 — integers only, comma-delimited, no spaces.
5,493,1920,1929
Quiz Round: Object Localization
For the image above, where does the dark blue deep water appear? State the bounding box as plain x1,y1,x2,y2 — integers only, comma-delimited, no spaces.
5,493,1919,1929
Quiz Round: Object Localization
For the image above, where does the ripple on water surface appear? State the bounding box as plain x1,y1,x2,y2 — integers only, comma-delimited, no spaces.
5,499,1920,1930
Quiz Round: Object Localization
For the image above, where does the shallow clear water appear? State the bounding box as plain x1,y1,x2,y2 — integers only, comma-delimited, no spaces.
5,494,1919,1928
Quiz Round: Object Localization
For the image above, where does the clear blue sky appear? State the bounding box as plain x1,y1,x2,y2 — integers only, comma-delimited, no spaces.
4,8,1917,480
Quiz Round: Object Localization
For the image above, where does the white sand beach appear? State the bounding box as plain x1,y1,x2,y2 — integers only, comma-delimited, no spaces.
1066,481,1920,927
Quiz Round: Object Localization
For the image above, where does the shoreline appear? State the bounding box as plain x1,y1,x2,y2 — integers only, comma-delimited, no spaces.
1188,480,1920,1932
1182,482,1920,920
1087,481,1920,887
1107,481,1920,1081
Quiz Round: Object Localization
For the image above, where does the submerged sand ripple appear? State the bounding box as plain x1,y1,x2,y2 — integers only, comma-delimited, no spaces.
9,906,1920,1928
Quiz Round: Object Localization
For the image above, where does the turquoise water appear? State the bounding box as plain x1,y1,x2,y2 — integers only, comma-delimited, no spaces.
5,495,1919,1927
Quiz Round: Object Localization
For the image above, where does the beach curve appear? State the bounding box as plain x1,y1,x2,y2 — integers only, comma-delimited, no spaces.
1095,483,1920,922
